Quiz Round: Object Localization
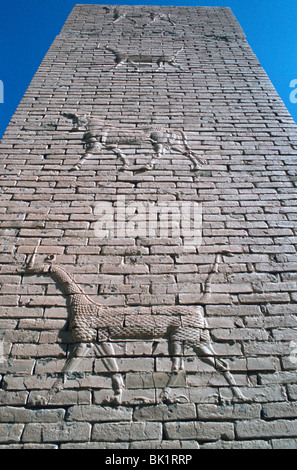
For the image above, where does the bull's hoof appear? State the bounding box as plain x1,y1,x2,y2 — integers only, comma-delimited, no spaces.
102,394,122,406
159,387,190,405
161,394,189,404
136,164,153,172
30,395,49,407
235,392,249,403
133,396,154,405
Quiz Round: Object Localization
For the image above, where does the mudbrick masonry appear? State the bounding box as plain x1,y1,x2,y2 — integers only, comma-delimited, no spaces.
0,4,297,449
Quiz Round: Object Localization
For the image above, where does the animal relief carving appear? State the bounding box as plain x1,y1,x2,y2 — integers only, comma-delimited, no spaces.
105,46,184,72
145,12,176,27
104,7,176,28
62,113,205,172
104,7,138,25
21,247,246,406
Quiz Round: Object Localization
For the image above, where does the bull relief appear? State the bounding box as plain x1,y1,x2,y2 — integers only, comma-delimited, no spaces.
104,46,184,72
22,246,246,406
104,7,137,25
145,12,176,27
104,7,176,27
62,113,205,172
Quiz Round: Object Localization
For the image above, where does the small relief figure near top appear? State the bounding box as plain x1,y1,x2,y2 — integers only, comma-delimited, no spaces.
105,46,184,72
103,7,137,25
103,7,176,27
145,12,176,27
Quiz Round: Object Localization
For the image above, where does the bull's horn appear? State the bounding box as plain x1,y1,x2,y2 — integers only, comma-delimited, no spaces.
26,245,39,270
221,250,234,257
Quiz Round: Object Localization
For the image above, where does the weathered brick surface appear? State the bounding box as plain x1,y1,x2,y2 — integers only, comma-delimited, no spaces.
0,4,297,449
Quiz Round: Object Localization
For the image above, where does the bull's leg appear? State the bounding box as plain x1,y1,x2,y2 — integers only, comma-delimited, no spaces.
156,59,166,71
194,343,246,401
167,48,184,71
159,338,189,404
129,60,141,72
168,60,183,71
94,342,124,404
108,60,125,71
137,140,165,171
105,47,127,71
170,145,204,170
169,339,184,372
108,145,130,170
31,342,94,406
187,151,206,170
113,13,126,23
70,142,102,171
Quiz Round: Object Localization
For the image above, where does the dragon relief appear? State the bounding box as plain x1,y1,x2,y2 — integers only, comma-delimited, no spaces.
21,246,246,406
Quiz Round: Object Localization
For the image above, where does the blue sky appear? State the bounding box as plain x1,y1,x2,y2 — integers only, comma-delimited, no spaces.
0,0,297,139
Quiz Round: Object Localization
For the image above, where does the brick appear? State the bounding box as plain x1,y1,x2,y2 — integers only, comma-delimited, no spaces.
0,391,28,406
201,440,272,449
130,440,200,449
0,407,65,423
287,385,297,400
94,388,156,405
164,421,234,441
236,419,297,439
247,357,279,372
133,404,196,422
95,358,154,373
0,424,24,443
92,422,162,442
42,423,91,443
262,402,297,419
272,439,297,449
197,404,261,420
0,359,35,376
259,371,297,385
66,405,132,422
28,390,91,406
22,424,43,443
205,305,262,316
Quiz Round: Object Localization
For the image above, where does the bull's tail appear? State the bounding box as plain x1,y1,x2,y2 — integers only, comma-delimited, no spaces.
202,250,234,300
173,46,184,58
177,130,205,167
203,253,221,299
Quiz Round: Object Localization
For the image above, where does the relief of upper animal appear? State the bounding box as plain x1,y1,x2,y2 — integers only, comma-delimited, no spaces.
103,7,176,27
104,45,184,72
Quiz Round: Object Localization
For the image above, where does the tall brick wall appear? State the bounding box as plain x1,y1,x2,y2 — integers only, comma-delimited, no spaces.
0,5,297,449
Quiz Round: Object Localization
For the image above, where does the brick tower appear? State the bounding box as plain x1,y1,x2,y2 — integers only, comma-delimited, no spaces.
1,5,297,449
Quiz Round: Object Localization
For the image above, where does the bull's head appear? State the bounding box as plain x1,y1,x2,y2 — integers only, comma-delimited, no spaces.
62,113,89,131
